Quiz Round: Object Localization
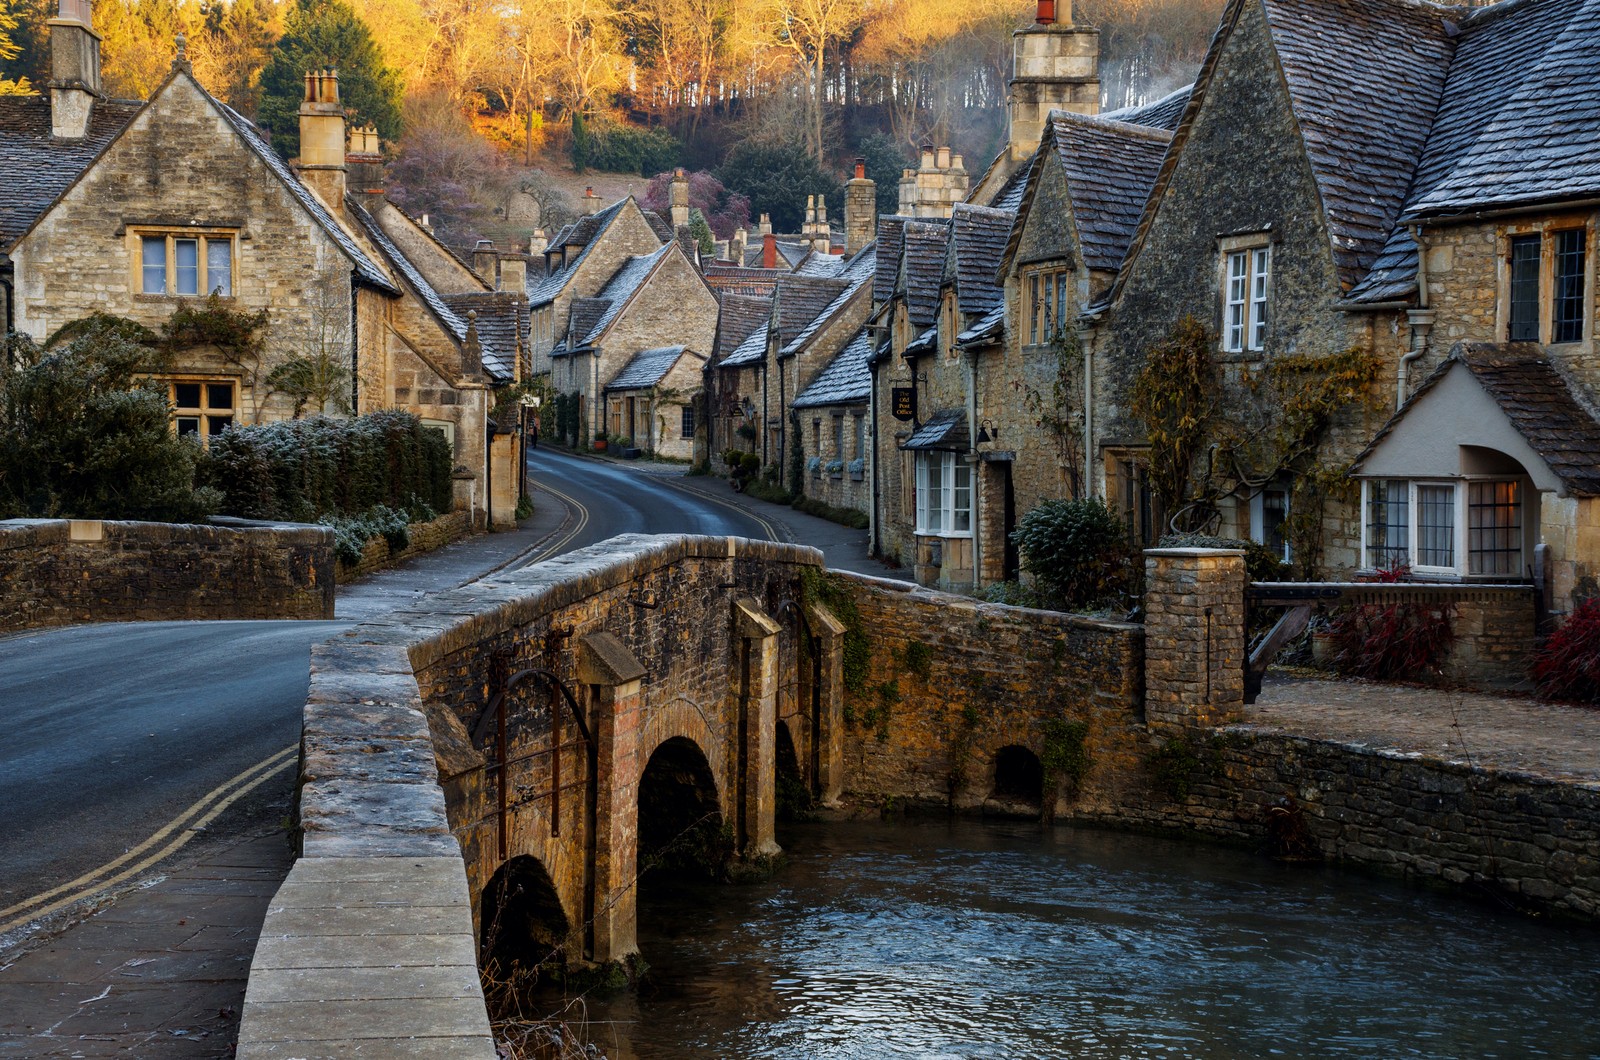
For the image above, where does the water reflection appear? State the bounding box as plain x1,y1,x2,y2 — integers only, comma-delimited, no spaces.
563,819,1600,1059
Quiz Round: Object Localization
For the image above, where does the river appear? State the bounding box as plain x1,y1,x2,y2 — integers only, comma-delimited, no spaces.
559,818,1598,1059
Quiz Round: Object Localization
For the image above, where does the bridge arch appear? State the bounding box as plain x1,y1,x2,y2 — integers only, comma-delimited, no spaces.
991,744,1045,811
478,854,572,985
637,736,727,883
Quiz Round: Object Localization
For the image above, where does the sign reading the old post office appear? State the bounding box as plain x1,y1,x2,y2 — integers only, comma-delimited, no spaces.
891,387,916,422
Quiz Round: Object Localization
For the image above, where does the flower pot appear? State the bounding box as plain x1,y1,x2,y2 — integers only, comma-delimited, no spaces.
593,438,607,452
1310,631,1337,668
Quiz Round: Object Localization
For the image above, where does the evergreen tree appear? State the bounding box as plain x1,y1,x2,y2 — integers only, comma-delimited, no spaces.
687,209,715,258
0,0,46,92
257,0,401,158
570,110,590,173
717,138,840,233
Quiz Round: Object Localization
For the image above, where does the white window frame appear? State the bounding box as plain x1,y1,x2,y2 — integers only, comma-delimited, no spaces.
1359,478,1527,578
133,229,237,298
1221,239,1270,354
1249,487,1291,562
914,451,972,538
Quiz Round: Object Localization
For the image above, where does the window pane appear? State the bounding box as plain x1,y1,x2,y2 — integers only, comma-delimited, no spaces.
1250,248,1270,350
1028,275,1040,344
174,239,199,295
141,237,167,294
1468,480,1522,576
832,419,843,456
1225,251,1247,351
1366,479,1409,569
1509,235,1541,341
1055,273,1068,336
206,415,233,437
1261,489,1288,560
206,383,233,410
951,458,971,533
1554,229,1586,344
175,416,200,438
680,405,694,438
1416,484,1455,568
206,239,233,297
173,382,201,409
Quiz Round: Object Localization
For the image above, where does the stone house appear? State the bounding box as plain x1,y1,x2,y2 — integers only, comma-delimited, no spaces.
1,6,525,527
601,344,707,461
704,291,774,460
546,237,718,450
791,328,874,513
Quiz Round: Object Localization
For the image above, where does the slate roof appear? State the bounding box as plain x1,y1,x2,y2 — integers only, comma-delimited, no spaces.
1102,84,1194,132
578,242,675,346
713,293,773,362
873,216,913,304
605,344,696,391
903,407,968,451
956,303,1006,348
440,292,523,381
947,204,1012,315
641,209,675,242
560,298,609,355
718,320,770,368
780,244,875,357
0,95,141,250
989,161,1032,212
774,275,849,348
347,201,507,379
530,198,633,306
1356,342,1600,497
1261,0,1457,292
704,265,781,297
742,239,810,269
793,328,873,409
903,325,939,358
1404,0,1600,220
215,103,394,292
901,221,951,329
795,251,846,277
1047,112,1172,273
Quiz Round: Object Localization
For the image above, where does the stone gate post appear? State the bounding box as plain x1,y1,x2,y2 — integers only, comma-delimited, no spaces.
734,597,782,861
1143,548,1247,731
805,602,846,806
577,632,645,964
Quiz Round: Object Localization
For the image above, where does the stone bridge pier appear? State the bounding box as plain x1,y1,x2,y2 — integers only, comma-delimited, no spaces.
390,535,845,973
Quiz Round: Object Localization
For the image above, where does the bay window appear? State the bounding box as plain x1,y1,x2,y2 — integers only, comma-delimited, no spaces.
915,451,972,537
1362,478,1527,578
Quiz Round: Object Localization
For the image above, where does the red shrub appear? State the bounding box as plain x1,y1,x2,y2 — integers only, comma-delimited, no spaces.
1532,598,1600,704
1331,565,1456,681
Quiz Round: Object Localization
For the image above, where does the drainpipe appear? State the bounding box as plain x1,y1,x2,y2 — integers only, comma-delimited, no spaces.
868,347,882,556
1077,322,1094,500
966,340,981,587
1397,224,1433,409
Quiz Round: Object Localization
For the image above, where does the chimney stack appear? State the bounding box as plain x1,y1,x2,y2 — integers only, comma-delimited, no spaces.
669,167,691,228
346,124,384,195
297,68,347,208
473,240,497,284
762,232,778,270
731,227,749,264
758,213,772,237
845,156,876,256
898,145,968,219
529,227,548,256
582,186,601,215
47,0,102,140
803,195,830,253
1008,0,1099,163
499,252,528,295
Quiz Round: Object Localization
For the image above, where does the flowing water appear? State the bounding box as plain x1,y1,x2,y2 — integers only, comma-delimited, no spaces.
563,819,1599,1059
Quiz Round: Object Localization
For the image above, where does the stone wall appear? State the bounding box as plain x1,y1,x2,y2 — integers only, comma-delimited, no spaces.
0,517,333,632
333,510,475,584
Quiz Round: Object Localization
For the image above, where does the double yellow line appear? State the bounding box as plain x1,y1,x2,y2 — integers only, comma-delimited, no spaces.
0,745,298,937
519,479,592,566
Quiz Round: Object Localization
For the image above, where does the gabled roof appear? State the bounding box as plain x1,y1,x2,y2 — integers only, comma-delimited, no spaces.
718,320,770,368
795,251,845,277
347,200,505,379
793,328,873,409
641,209,675,242
530,197,634,306
704,265,781,297
440,292,523,381
1102,84,1194,132
1404,0,1600,219
956,302,1006,348
0,95,141,251
743,239,810,269
714,293,774,362
947,203,1012,315
1356,342,1600,498
605,344,700,391
873,216,913,303
560,298,608,355
1042,112,1171,274
900,221,951,329
773,274,849,348
780,244,875,358
578,241,676,346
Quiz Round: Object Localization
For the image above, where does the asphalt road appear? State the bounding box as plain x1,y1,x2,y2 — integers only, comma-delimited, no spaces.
0,449,776,919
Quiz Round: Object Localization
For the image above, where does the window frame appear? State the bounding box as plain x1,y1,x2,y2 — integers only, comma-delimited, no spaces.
1249,487,1291,562
131,228,238,299
914,450,972,539
1105,447,1162,548
1499,220,1594,346
167,377,238,446
1219,235,1271,355
1022,265,1071,347
680,404,695,439
1359,477,1528,579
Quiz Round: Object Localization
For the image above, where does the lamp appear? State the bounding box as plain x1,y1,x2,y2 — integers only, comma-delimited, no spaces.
976,418,998,444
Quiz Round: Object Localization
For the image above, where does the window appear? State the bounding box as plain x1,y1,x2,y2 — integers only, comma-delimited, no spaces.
680,404,695,439
421,417,457,457
1504,226,1591,345
1361,478,1526,577
137,231,235,297
832,416,844,458
1223,245,1270,353
1025,267,1069,346
914,451,972,537
169,379,235,444
853,414,865,458
1250,488,1290,561
1107,448,1162,547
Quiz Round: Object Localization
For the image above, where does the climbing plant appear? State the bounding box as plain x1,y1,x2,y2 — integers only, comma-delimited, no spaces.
1019,327,1087,498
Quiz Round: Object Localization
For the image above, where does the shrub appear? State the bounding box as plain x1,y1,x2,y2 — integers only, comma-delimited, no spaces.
1532,598,1600,703
1158,532,1291,582
579,119,681,176
1329,565,1455,680
792,494,869,529
319,503,412,566
1012,498,1137,612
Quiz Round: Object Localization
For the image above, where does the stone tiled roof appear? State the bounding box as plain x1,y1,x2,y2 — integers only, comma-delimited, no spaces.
903,324,939,358
793,328,872,409
956,303,1006,348
347,201,505,379
873,216,912,303
0,95,141,250
718,320,769,368
579,242,675,346
216,103,394,292
795,251,845,277
713,293,772,362
901,221,951,329
948,204,1012,315
440,292,522,382
780,244,874,357
1404,0,1600,220
1357,342,1600,497
1048,112,1172,273
1102,84,1194,132
530,198,632,306
605,344,695,391
1262,0,1457,292
641,209,675,242
563,298,609,354
704,265,781,297
773,275,849,349
989,161,1031,212
903,407,968,451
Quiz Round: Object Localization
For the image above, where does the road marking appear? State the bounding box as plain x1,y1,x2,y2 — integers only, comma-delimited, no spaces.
515,478,591,567
0,745,297,935
656,476,785,543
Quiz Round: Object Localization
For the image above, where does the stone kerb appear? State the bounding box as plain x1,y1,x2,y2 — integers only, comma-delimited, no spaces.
0,517,334,632
239,534,826,1059
1143,548,1247,732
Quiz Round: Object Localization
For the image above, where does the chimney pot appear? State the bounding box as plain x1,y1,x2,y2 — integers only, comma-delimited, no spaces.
920,144,935,169
1036,0,1056,24
854,157,866,180
936,146,951,169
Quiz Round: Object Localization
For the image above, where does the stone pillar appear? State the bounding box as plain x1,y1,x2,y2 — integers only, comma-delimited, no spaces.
805,601,846,806
578,632,646,965
1143,548,1246,731
489,432,518,530
734,597,782,860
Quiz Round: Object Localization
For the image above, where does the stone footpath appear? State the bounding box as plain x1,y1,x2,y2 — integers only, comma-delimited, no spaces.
0,494,569,1059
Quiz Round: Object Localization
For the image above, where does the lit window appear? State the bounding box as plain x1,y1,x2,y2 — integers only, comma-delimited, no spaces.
1362,479,1526,577
169,379,236,445
1224,246,1270,353
915,451,971,537
137,231,236,297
